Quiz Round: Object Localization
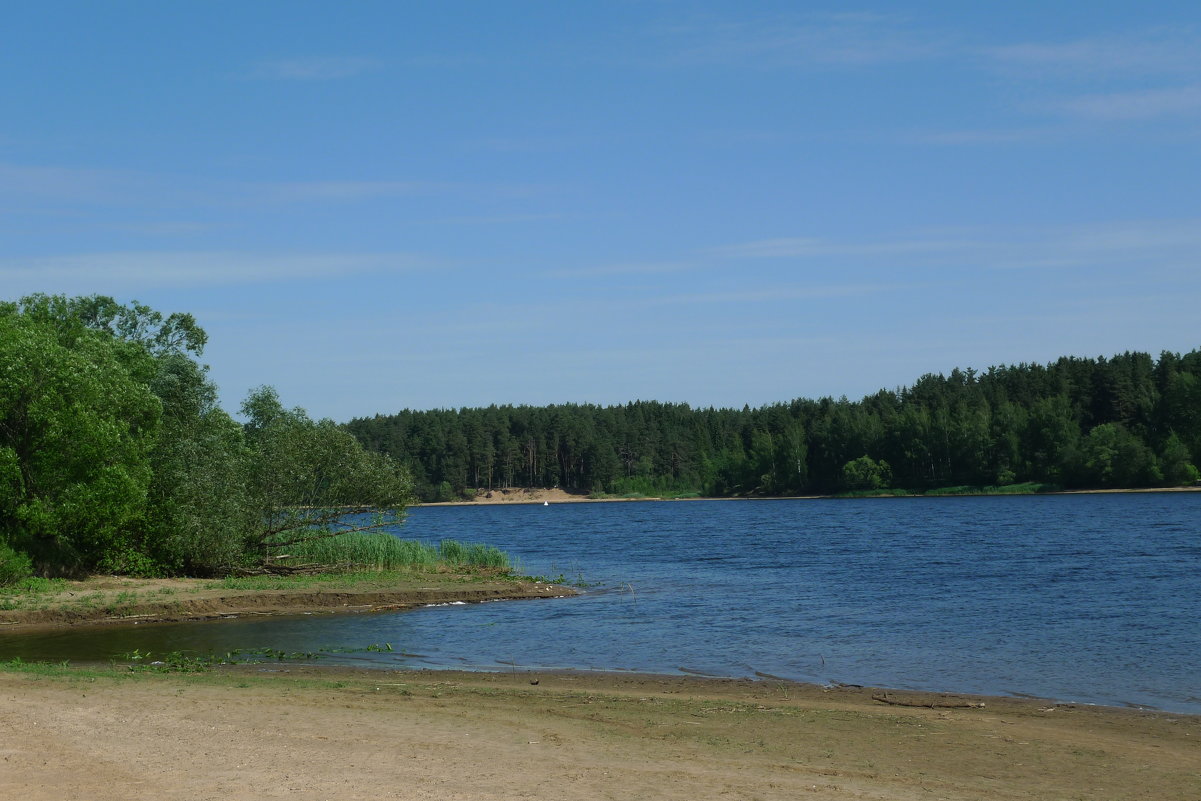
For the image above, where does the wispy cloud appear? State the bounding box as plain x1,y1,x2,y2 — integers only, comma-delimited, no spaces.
0,161,547,212
103,221,217,236
979,29,1201,124
1019,219,1201,263
246,180,453,203
983,29,1201,77
0,251,429,292
901,128,1047,145
643,284,890,307
544,261,693,279
1052,85,1201,120
249,57,381,80
654,12,949,68
242,178,552,204
422,212,565,226
708,236,977,260
709,219,1201,273
0,162,156,205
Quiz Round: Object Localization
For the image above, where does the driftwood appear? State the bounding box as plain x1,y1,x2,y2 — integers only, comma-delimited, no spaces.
871,692,985,709
232,559,325,576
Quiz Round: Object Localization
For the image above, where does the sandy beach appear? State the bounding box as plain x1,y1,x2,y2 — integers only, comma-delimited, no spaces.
1,664,1197,801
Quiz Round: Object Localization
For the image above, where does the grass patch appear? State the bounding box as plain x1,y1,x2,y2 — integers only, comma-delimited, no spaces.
0,576,71,610
11,576,68,593
0,657,75,676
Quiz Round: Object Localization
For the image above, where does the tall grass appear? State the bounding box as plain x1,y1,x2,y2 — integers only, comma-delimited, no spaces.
271,533,510,572
436,539,510,568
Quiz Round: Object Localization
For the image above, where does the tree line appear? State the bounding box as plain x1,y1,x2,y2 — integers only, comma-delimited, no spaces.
0,295,412,581
346,349,1201,501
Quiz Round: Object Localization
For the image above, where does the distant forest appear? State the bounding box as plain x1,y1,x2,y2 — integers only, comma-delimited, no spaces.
346,349,1201,502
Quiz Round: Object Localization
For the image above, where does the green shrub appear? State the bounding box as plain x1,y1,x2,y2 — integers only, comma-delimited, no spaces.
0,542,34,586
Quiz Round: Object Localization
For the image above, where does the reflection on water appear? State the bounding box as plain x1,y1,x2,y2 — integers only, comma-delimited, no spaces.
3,493,1199,713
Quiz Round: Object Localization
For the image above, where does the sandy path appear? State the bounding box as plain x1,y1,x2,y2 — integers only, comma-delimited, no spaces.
1,667,1197,801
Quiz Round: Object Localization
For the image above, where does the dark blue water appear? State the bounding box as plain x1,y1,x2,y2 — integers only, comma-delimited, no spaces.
4,494,1199,712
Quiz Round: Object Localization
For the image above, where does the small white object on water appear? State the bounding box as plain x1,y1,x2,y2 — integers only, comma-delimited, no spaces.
543,500,549,506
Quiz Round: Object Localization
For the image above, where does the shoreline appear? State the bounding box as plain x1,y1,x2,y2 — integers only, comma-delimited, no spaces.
236,664,1201,719
2,662,1198,800
2,575,1194,719
418,484,1201,507
0,573,575,633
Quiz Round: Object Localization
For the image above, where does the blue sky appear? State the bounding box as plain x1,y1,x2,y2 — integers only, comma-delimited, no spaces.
3,2,1199,420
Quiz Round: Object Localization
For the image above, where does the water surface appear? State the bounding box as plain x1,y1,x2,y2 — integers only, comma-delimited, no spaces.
4,494,1199,712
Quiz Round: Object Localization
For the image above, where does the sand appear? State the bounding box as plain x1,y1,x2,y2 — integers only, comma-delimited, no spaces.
1,665,1197,801
420,487,613,505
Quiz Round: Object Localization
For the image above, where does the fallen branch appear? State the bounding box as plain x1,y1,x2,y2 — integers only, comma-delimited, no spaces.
871,692,985,709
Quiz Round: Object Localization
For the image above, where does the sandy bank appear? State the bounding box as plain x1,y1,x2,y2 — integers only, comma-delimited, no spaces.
1,664,1197,801
420,486,634,505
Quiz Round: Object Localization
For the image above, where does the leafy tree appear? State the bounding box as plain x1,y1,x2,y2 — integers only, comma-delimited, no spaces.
1023,395,1081,484
1081,423,1162,488
1157,432,1199,487
841,455,892,491
142,353,254,574
0,312,160,574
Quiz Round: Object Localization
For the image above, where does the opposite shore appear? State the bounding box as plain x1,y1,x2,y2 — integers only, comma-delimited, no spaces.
418,484,1201,506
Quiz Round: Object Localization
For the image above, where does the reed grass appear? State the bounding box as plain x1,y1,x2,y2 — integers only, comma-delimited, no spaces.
271,533,510,572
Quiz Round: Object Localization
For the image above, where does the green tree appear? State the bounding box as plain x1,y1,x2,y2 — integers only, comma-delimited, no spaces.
142,353,254,574
1157,432,1199,486
841,455,892,491
0,312,160,574
1081,423,1162,488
